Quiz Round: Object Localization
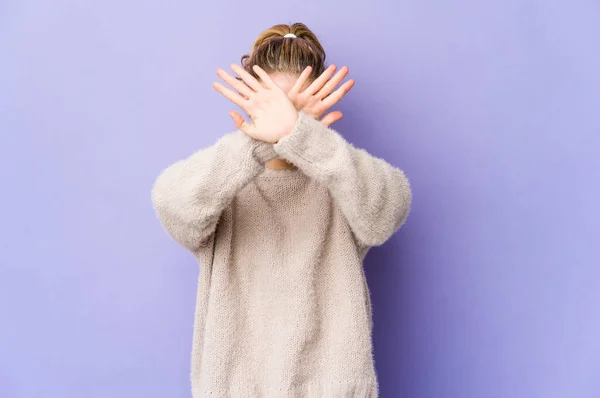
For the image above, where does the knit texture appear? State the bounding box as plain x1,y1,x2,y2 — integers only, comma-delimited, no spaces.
151,112,412,397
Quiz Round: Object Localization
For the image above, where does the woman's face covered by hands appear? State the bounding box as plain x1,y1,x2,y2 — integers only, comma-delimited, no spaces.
212,64,354,143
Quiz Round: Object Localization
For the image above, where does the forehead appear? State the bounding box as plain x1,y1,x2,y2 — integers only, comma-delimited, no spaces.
267,73,310,92
268,73,296,90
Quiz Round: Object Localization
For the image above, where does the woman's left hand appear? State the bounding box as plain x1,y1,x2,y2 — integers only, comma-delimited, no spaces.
288,65,355,127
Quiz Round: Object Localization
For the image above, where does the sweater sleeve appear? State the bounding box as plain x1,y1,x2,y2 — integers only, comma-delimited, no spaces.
273,112,412,249
151,131,279,253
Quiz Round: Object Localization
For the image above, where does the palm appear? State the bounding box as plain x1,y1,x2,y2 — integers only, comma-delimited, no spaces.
289,92,327,119
243,88,297,143
212,64,298,143
288,65,355,126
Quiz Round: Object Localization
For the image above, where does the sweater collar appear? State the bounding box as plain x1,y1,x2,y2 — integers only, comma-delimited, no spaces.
258,166,305,178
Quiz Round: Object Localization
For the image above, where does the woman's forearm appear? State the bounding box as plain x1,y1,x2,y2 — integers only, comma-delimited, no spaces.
151,131,278,253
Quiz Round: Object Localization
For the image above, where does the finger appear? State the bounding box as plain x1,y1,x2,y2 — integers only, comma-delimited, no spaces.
228,110,245,129
212,82,249,112
289,66,312,96
320,111,343,127
230,111,255,136
316,66,349,100
304,64,336,96
322,79,355,109
252,65,277,89
217,68,254,98
230,64,263,91
229,111,244,129
233,78,251,99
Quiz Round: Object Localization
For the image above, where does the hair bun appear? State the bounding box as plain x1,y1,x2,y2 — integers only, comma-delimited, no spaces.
241,22,327,81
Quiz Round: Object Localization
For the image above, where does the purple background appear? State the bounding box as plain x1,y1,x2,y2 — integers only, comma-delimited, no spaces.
1,1,599,397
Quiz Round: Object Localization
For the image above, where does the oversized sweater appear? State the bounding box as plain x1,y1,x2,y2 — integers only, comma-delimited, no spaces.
151,112,412,397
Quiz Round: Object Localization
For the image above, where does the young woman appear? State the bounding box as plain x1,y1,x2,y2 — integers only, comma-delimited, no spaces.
151,22,412,397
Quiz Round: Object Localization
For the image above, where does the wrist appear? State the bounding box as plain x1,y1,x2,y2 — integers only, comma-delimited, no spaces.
301,109,319,120
274,111,300,143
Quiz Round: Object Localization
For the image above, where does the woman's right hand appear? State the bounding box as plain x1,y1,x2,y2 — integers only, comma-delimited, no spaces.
213,64,298,144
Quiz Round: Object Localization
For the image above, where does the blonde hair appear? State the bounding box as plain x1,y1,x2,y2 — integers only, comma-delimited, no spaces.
241,23,326,81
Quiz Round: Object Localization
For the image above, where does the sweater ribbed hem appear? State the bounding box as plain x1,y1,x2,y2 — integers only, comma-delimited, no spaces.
273,111,333,167
251,138,279,164
194,377,378,398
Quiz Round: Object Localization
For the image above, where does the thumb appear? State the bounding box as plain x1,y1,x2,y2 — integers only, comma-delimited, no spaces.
229,111,250,133
320,111,343,127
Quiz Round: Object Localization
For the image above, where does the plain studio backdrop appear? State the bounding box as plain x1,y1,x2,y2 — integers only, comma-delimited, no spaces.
1,1,599,397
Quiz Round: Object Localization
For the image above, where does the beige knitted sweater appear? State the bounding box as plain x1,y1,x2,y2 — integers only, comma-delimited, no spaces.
151,112,412,397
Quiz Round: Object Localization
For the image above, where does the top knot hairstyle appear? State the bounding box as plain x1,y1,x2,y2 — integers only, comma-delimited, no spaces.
241,23,327,81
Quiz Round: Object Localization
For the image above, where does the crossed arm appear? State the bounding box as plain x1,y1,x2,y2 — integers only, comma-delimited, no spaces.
152,64,411,253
